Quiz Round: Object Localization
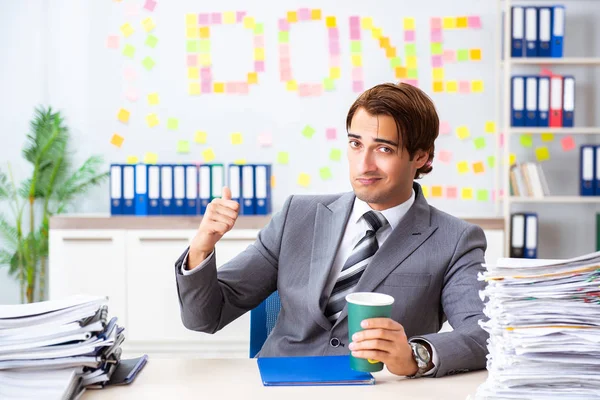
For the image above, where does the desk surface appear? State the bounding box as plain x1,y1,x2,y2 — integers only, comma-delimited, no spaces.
82,358,487,400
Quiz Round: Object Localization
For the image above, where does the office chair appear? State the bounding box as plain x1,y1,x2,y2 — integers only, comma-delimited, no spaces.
249,291,281,358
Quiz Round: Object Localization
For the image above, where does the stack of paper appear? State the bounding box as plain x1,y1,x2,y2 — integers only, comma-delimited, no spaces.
473,253,600,400
0,295,126,399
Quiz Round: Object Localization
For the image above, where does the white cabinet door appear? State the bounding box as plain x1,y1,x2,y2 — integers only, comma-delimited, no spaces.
48,230,127,327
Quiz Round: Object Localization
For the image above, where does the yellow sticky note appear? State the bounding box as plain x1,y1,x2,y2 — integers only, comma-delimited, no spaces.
485,121,496,133
194,131,207,144
120,23,134,38
326,16,337,28
311,9,322,20
535,146,550,162
432,67,444,80
188,67,199,79
433,81,444,93
431,185,443,197
185,14,197,26
142,17,156,33
470,48,482,61
286,80,297,91
361,17,373,30
472,161,485,174
297,173,310,187
509,153,517,165
117,108,130,123
461,187,474,200
457,16,468,28
456,125,470,140
277,151,289,165
177,140,190,154
329,67,341,79
406,56,417,69
214,82,225,93
110,133,124,148
231,132,243,145
351,54,362,67
126,155,138,164
541,133,554,142
223,11,236,24
443,17,456,29
371,27,382,39
202,148,216,162
403,17,415,30
247,71,258,84
457,161,469,174
446,80,458,93
421,186,429,198
234,158,246,165
146,113,159,128
199,26,210,38
287,11,298,23
199,53,211,66
188,83,201,95
254,48,265,61
147,92,160,105
471,80,484,93
144,152,158,164
186,27,198,39
243,16,255,29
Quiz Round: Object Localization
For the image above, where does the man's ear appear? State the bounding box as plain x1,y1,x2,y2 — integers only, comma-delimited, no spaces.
413,149,429,169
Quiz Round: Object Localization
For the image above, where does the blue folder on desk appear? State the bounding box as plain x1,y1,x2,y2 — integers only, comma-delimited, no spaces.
256,355,375,386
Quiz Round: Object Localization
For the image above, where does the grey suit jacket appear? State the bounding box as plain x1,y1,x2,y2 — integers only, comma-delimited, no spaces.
174,182,489,377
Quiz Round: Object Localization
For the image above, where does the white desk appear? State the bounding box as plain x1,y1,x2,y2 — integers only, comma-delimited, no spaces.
81,358,487,400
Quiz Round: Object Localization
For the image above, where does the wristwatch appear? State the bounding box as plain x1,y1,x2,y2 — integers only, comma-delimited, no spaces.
407,341,431,378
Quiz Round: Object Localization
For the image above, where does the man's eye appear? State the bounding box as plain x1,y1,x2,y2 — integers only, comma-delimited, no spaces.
349,141,360,148
380,147,392,153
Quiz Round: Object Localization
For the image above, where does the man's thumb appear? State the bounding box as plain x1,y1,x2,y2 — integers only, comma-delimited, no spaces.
222,186,232,200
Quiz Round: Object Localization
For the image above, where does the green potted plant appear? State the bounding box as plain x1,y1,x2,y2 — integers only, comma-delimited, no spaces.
0,106,108,303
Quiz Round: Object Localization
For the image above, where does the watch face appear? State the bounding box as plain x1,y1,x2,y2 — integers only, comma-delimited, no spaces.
416,345,430,362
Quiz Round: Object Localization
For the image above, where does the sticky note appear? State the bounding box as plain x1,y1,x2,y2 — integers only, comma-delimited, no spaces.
390,57,401,68
145,34,158,48
277,151,289,165
457,16,468,28
254,48,265,61
192,131,207,144
447,81,458,93
124,66,137,81
126,155,139,164
247,72,258,84
468,16,481,28
147,92,159,105
541,133,554,142
474,137,486,150
233,159,246,165
146,113,159,127
476,189,489,202
408,69,418,79
351,54,362,67
371,27,382,40
188,67,199,79
122,44,135,58
430,29,442,43
326,128,337,140
319,167,333,180
472,161,485,174
323,77,335,91
144,152,158,164
421,186,429,198
286,80,297,91
278,31,289,43
446,186,457,199
443,17,456,29
243,16,255,29
224,11,236,24
509,153,516,165
144,0,157,12
430,43,443,55
177,140,190,154
185,27,197,39
361,17,373,29
461,187,473,200
470,48,482,61
386,46,397,58
535,146,550,162
432,68,444,81
142,56,155,71
459,81,471,93
214,82,225,93
519,134,533,147
117,108,130,123
258,132,272,147
396,67,408,79
297,173,310,187
438,150,452,163
443,50,456,63
330,148,342,161
487,156,496,168
403,17,416,30
106,35,119,49
430,17,442,29
561,135,575,151
311,9,322,20
201,148,215,162
302,125,316,139
188,83,200,95
125,87,138,102
287,11,298,23
471,80,484,93
431,186,443,197
110,133,124,148
457,161,469,174
485,121,496,133
120,23,134,38
432,81,444,93
456,49,469,62
326,16,337,28
439,121,451,135
254,23,264,34
231,132,243,145
456,126,470,140
185,14,197,26
330,67,341,79
142,17,156,32
167,118,179,130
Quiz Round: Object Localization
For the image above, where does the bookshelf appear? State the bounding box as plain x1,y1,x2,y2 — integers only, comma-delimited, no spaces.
499,0,600,256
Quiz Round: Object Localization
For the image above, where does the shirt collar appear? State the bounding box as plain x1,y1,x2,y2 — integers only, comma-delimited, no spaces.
351,189,416,231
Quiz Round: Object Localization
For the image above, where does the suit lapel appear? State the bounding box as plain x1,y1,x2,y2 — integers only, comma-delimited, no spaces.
308,192,355,331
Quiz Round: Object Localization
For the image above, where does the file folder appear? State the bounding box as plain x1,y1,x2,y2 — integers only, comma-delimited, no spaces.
110,165,122,215
511,76,525,127
122,165,135,215
562,76,575,127
211,164,224,200
525,76,538,126
160,165,174,215
173,165,185,215
242,165,255,215
228,164,243,205
537,76,550,127
595,146,600,197
524,213,538,259
256,356,374,386
538,7,552,57
511,7,525,57
510,213,525,258
134,164,148,216
199,165,211,215
185,165,198,215
524,7,538,57
254,164,272,215
147,165,161,215
580,145,595,196
550,6,565,58
549,75,563,127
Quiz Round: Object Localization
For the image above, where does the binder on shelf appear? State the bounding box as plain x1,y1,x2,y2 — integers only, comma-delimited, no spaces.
160,164,174,215
134,164,148,216
122,164,135,215
537,76,550,127
510,213,525,258
538,7,552,57
110,164,123,216
595,146,600,196
199,165,211,215
254,164,272,215
211,164,224,201
242,165,255,215
580,145,595,196
173,165,185,216
228,164,243,205
549,75,563,128
525,76,538,127
550,6,565,58
524,7,538,57
185,165,198,215
524,213,538,259
511,6,525,57
562,76,575,127
511,76,525,127
147,165,161,215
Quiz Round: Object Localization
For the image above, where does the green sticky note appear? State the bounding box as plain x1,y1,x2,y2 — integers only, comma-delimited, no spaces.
405,43,417,56
474,137,486,150
278,31,289,43
487,155,496,168
476,189,489,202
330,148,342,162
302,125,316,139
319,167,333,180
350,41,362,53
145,34,158,48
142,56,155,71
277,151,289,165
323,77,335,91
520,134,533,147
186,40,199,53
254,23,264,34
408,68,418,78
177,140,190,154
430,43,442,55
122,44,135,58
199,40,210,52
457,49,469,61
389,57,402,68
167,117,179,130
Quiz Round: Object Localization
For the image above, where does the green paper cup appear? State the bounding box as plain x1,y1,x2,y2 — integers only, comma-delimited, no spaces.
346,292,394,372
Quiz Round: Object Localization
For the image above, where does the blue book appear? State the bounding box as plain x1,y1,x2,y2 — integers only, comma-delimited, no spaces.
134,164,148,216
160,164,174,215
511,76,526,127
110,164,123,215
537,76,550,127
122,164,136,215
198,165,211,215
228,164,243,206
147,165,161,216
254,164,272,215
525,76,538,127
538,7,552,57
173,165,186,215
511,6,525,57
562,76,575,127
550,6,564,58
256,356,375,386
524,7,538,57
210,164,225,201
241,164,256,215
185,165,199,215
524,213,538,259
581,145,595,196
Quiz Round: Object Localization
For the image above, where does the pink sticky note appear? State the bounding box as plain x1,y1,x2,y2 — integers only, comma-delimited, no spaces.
254,35,264,47
298,84,311,97
352,67,363,80
124,66,137,81
404,79,418,87
443,50,456,63
187,54,197,67
279,43,290,57
311,84,324,97
237,82,249,94
350,28,361,40
329,42,340,55
459,81,471,93
255,61,265,72
278,18,289,31
330,54,341,67
404,30,415,42
198,13,209,25
280,69,292,82
431,55,443,68
468,16,481,29
106,35,119,49
298,8,310,21
329,28,339,40
125,87,138,102
326,128,337,140
211,13,222,24
430,29,442,43
236,11,247,23
561,135,575,151
540,68,553,76
430,17,442,29
258,132,272,147
353,81,364,93
349,16,360,28
143,0,157,12
200,67,211,79
201,81,212,93
438,149,452,163
279,57,291,69
439,121,451,135
499,133,504,148
226,82,237,94
125,3,139,17
446,186,457,199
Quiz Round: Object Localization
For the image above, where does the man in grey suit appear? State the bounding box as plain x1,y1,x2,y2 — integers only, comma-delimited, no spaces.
175,82,488,378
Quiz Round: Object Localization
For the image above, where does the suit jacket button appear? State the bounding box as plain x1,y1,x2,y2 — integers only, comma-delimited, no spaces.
330,338,340,347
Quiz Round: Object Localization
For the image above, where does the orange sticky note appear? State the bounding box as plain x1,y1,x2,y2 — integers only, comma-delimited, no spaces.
271,175,276,188
213,82,225,93
199,26,210,38
457,16,468,28
472,161,485,174
297,173,310,187
247,72,258,84
396,67,408,79
202,148,216,162
117,108,130,123
110,133,124,148
431,186,443,197
470,48,482,61
457,161,469,174
311,9,322,20
433,81,444,93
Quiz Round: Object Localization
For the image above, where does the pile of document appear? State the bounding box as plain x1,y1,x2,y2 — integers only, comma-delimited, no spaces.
0,295,125,399
473,252,600,400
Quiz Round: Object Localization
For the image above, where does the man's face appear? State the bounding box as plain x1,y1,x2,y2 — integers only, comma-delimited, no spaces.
347,107,428,211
